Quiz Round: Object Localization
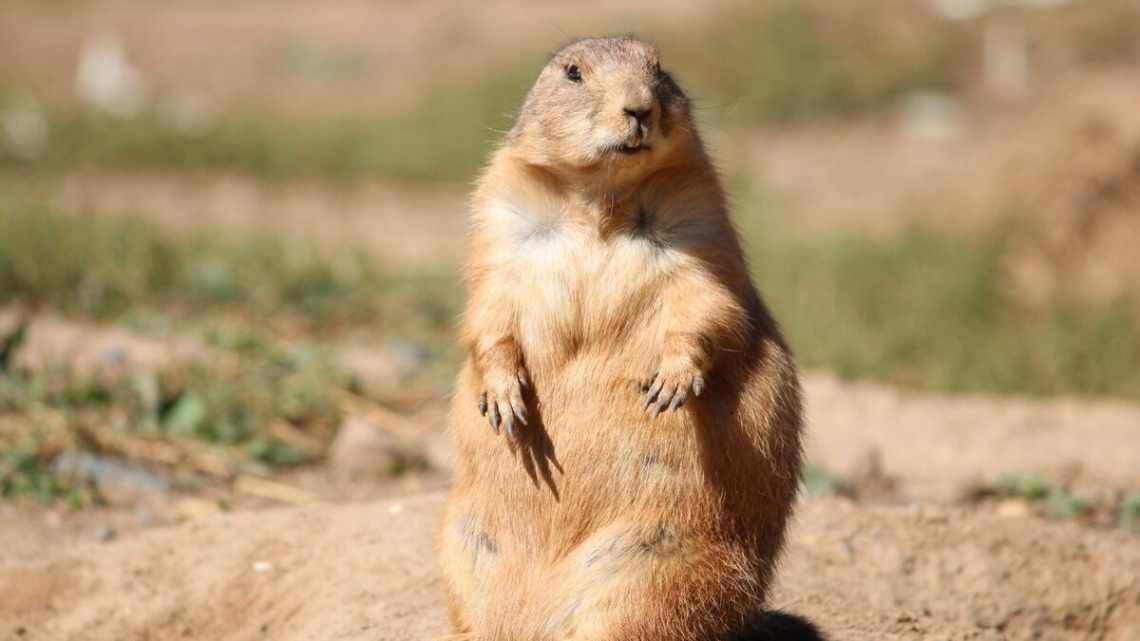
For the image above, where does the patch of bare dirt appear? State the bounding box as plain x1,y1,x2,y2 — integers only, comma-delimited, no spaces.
0,310,211,374
803,373,1140,503
3,494,1139,641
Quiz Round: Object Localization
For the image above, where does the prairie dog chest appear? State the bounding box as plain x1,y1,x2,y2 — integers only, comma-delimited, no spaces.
484,199,675,357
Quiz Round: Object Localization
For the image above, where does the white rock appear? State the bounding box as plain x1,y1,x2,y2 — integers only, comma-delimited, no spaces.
76,32,147,117
983,23,1031,100
931,0,1074,20
328,416,404,481
931,0,989,20
899,91,965,143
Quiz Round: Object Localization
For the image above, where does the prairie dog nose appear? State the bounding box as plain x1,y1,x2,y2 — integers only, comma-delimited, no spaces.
624,106,652,125
622,82,655,125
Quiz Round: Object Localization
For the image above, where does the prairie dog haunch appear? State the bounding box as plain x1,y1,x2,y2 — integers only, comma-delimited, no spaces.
440,36,813,641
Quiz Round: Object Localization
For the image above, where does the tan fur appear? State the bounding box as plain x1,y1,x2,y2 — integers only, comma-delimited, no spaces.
440,36,804,641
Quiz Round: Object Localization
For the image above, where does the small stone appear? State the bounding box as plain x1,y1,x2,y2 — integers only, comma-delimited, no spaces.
252,561,274,573
173,497,223,520
99,346,128,368
328,417,405,482
95,526,117,543
52,452,170,505
134,507,160,528
996,499,1032,518
899,91,965,143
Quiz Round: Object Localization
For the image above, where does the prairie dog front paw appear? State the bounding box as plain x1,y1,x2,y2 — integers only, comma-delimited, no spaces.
479,365,530,439
641,356,705,417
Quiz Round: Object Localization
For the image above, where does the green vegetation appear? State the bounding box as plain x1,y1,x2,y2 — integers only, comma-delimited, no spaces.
0,320,352,501
994,474,1090,520
0,437,93,506
974,473,1140,531
1121,493,1140,534
669,1,965,125
752,227,1140,400
0,205,461,502
0,61,536,182
800,463,853,498
0,204,460,339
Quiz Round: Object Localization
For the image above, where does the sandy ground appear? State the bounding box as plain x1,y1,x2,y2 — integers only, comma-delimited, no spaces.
3,492,1139,641
803,373,1140,502
2,334,1139,640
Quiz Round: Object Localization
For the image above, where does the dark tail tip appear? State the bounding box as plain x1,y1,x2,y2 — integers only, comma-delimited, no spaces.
726,610,829,641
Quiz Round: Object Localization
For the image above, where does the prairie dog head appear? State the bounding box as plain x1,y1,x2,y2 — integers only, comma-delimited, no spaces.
508,36,695,182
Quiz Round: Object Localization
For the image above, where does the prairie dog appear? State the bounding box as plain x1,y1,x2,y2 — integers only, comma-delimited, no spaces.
441,36,814,641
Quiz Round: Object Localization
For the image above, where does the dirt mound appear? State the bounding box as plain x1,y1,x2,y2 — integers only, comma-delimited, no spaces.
783,499,1140,641
4,493,1138,641
803,373,1140,502
2,494,449,641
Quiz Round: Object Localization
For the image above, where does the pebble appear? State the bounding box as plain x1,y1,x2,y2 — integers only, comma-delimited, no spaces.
328,417,405,481
996,499,1032,518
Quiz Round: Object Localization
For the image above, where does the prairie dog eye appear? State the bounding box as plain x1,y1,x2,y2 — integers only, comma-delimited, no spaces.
565,64,582,82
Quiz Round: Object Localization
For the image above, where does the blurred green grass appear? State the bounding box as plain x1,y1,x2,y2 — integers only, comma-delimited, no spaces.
0,55,537,181
0,324,351,503
754,227,1140,399
0,205,458,339
671,2,965,124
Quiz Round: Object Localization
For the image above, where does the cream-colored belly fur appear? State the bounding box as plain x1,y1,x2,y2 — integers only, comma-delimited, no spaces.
443,215,764,639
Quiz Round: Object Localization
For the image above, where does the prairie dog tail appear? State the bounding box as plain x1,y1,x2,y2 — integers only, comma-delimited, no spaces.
726,611,828,641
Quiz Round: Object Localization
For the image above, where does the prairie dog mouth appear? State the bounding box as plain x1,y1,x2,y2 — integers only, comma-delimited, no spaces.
618,143,649,155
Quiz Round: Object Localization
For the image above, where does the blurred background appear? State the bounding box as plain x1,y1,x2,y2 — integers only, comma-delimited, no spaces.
1,0,1139,553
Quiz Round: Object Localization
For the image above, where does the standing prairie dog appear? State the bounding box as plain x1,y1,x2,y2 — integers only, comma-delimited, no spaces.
441,36,818,641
